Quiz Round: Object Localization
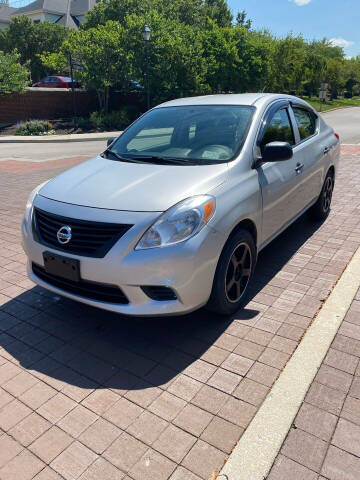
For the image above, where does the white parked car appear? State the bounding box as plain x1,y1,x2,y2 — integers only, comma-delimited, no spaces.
22,94,340,316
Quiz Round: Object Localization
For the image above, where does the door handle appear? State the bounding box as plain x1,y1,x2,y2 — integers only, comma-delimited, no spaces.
323,146,330,154
295,163,304,174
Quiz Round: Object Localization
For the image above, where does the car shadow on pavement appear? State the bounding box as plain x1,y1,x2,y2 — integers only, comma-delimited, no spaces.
0,213,322,392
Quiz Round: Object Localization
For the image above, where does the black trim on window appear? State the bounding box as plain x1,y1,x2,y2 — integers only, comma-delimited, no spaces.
290,104,319,146
256,100,291,147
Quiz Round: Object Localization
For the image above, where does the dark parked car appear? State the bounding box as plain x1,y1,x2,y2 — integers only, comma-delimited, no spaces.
32,76,79,88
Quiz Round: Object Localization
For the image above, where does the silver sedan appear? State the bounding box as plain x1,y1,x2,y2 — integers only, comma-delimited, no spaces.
22,93,340,316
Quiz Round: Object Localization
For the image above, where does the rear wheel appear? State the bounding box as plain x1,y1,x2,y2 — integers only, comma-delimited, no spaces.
307,171,334,221
206,229,256,316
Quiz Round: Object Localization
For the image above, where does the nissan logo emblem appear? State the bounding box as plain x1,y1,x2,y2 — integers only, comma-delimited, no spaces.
57,225,72,244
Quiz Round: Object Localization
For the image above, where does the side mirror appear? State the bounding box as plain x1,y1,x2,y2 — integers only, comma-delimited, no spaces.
107,137,116,147
262,141,293,163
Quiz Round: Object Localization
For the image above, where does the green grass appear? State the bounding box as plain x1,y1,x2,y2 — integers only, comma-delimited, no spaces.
302,96,360,112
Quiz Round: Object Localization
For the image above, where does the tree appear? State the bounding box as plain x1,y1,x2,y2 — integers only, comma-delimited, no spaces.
44,9,208,110
325,57,345,98
0,50,29,95
84,0,231,29
64,21,136,111
269,35,308,94
236,10,252,29
343,57,360,97
203,0,233,27
1,16,69,79
37,0,356,106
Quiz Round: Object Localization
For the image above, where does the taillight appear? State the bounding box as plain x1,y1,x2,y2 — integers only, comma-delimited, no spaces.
334,133,340,140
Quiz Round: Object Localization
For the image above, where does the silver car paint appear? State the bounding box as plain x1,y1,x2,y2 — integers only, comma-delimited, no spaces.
39,156,229,212
22,93,340,316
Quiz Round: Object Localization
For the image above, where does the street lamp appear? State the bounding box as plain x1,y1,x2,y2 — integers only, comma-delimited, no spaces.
142,25,151,110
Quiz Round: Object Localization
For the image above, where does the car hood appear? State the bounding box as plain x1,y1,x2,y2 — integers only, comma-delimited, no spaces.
39,156,228,212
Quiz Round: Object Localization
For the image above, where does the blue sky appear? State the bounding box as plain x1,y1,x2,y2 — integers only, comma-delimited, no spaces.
228,0,360,57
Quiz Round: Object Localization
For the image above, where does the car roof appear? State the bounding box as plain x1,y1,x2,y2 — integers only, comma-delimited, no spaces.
155,93,309,109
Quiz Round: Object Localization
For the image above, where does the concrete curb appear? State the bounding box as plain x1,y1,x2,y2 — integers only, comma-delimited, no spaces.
219,246,360,480
320,105,360,114
0,131,121,143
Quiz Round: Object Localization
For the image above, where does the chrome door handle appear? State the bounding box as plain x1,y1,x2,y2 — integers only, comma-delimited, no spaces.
295,163,304,174
323,146,330,154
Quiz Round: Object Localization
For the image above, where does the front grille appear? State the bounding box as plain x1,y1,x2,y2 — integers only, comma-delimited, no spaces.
33,208,132,258
32,263,129,304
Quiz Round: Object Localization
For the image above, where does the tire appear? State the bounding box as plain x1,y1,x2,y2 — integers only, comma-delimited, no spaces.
307,171,334,221
206,228,256,316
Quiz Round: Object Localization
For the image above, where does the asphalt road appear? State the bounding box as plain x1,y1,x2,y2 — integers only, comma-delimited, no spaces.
0,139,107,162
0,106,359,163
322,106,360,144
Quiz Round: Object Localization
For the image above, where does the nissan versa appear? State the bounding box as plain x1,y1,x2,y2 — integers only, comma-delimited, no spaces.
22,94,340,316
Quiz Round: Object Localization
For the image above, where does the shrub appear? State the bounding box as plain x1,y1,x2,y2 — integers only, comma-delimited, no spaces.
15,120,55,136
77,116,93,130
0,50,29,95
89,106,140,131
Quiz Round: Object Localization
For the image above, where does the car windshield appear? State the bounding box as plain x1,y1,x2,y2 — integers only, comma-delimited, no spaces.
110,105,255,164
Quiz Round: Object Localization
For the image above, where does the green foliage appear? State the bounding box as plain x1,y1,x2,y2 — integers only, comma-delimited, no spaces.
15,120,55,136
5,0,359,109
48,10,208,109
0,50,29,95
84,0,232,29
0,16,69,79
62,20,136,110
76,116,93,130
236,10,252,29
89,106,141,130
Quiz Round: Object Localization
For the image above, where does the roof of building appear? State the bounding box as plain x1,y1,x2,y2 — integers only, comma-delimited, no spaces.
55,12,78,28
70,0,96,16
13,0,96,16
0,4,17,23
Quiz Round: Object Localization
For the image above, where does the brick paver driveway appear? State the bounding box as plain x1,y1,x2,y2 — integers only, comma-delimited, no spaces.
0,147,359,480
268,286,360,480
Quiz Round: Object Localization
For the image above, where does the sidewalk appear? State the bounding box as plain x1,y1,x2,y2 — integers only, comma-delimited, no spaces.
268,286,360,480
0,131,120,143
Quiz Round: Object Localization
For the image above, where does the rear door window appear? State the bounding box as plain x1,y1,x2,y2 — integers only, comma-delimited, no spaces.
292,107,317,141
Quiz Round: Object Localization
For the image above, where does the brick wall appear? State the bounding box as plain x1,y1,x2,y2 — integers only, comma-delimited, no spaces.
0,89,99,124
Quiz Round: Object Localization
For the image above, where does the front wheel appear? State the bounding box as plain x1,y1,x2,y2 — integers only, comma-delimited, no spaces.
307,171,334,221
206,229,256,316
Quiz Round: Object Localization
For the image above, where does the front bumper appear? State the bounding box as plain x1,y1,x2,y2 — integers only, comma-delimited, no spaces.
22,196,226,316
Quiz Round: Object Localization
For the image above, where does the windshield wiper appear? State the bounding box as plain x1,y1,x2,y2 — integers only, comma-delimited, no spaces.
129,155,190,165
103,150,192,165
102,149,143,163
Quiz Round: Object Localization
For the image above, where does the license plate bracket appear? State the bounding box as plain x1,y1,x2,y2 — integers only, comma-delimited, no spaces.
43,252,80,282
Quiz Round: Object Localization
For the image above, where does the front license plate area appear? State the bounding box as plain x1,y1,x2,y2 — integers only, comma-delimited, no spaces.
43,252,80,282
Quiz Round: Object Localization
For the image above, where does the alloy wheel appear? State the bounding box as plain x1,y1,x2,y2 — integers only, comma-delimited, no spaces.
225,242,252,303
322,176,333,213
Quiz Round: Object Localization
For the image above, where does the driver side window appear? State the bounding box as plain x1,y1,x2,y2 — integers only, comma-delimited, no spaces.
260,108,294,151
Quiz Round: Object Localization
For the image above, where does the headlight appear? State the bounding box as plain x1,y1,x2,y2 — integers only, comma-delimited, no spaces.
24,181,48,224
136,195,215,250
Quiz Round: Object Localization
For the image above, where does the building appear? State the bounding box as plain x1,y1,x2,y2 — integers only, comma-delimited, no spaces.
0,3,17,29
0,0,96,30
